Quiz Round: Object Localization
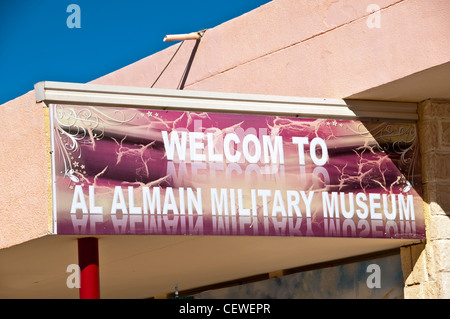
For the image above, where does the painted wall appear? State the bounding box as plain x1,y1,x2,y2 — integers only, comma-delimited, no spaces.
92,0,450,100
0,91,51,249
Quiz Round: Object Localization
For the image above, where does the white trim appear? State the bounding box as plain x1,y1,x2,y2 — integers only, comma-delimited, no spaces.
48,104,58,234
34,81,418,121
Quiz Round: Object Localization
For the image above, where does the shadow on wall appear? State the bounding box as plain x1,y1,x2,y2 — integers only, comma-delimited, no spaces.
151,37,202,90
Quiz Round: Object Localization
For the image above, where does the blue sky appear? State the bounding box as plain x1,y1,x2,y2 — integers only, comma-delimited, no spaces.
0,0,271,104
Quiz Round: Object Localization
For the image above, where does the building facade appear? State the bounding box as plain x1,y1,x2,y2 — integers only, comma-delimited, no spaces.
0,0,449,298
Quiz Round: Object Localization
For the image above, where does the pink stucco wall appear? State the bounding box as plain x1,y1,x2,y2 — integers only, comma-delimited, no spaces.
92,0,450,99
0,91,51,248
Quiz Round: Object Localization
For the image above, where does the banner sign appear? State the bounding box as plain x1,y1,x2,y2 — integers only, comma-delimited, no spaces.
50,103,425,239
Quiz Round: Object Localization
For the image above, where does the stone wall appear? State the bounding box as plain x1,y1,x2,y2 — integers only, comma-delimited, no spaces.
401,99,450,298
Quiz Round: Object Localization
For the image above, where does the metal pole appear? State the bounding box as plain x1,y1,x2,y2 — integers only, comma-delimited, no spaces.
77,237,100,299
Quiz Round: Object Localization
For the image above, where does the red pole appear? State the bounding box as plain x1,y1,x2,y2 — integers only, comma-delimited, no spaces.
78,237,100,299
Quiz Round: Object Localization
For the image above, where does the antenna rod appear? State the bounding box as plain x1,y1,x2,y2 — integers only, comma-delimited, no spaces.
163,31,205,42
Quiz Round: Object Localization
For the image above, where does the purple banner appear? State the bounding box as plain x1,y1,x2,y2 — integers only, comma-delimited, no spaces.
50,104,425,239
